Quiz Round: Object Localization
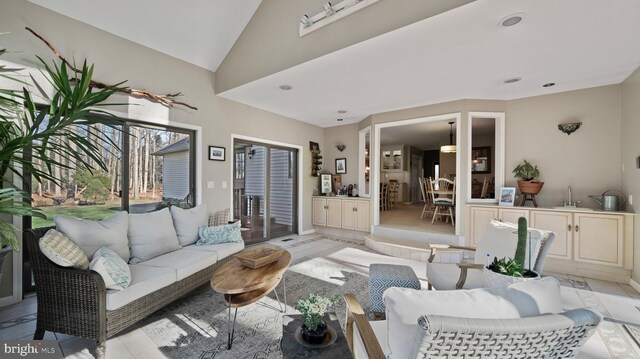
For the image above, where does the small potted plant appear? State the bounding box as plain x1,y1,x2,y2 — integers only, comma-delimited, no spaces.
295,293,340,344
483,217,540,287
512,160,544,195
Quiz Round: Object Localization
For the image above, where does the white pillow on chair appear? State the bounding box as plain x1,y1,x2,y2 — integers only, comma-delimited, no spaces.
475,220,545,270
383,277,563,359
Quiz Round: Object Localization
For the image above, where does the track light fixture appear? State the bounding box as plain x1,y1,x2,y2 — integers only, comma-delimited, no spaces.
300,15,313,28
299,0,381,36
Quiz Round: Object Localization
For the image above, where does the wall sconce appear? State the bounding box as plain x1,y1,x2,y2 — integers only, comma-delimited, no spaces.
558,122,582,135
247,147,256,160
336,144,346,152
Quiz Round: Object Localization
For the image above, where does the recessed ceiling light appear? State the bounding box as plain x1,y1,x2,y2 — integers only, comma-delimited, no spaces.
543,82,556,88
503,77,522,84
337,110,347,114
500,12,526,27
278,84,292,90
337,118,344,122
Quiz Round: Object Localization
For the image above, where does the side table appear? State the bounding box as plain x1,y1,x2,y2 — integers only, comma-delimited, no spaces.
281,313,353,358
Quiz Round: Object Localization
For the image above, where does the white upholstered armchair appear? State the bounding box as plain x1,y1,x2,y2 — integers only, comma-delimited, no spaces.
426,220,556,290
344,278,601,359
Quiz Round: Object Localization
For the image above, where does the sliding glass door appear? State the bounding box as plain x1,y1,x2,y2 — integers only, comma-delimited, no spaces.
233,140,297,243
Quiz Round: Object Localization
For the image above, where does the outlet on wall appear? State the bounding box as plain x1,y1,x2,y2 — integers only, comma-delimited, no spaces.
207,181,214,189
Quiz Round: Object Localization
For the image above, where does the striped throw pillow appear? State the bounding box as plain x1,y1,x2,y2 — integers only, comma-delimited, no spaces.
39,229,90,269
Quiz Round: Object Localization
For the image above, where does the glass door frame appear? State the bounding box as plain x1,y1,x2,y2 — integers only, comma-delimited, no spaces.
231,135,302,240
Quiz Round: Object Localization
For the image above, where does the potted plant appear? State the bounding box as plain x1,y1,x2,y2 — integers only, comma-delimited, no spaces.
0,40,124,280
294,293,340,345
483,217,540,287
512,160,544,195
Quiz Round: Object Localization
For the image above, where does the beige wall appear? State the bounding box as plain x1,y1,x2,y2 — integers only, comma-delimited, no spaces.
216,0,474,93
505,85,622,207
0,0,325,300
621,67,640,283
323,124,359,186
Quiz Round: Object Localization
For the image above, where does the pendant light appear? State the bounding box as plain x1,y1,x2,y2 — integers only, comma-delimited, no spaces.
440,122,456,153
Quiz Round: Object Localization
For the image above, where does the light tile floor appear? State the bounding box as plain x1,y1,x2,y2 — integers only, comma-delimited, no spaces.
0,234,639,358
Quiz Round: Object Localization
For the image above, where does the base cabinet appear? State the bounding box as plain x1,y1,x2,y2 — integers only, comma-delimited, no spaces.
313,197,370,232
468,205,633,282
312,198,342,228
468,207,529,246
341,200,370,232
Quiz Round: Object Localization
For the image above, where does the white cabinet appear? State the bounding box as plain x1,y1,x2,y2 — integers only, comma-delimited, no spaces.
342,199,370,232
573,213,624,267
529,211,624,267
312,197,342,228
468,204,634,282
529,211,573,260
381,145,407,172
468,206,529,246
313,197,370,232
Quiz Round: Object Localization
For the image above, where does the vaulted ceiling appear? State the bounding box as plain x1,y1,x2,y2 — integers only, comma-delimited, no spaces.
29,0,640,128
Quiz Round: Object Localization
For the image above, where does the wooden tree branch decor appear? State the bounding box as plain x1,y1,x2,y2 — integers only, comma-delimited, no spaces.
25,27,198,110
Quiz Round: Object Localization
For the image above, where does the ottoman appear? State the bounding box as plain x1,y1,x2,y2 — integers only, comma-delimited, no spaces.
369,263,421,314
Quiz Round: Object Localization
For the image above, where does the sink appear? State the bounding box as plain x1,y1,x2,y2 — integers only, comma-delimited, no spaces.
551,206,594,212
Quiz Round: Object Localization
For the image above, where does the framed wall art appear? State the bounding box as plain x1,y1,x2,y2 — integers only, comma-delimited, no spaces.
208,146,225,161
335,158,347,174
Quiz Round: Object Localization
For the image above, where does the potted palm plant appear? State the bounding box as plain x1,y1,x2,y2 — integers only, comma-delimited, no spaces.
512,160,544,195
483,217,540,287
0,41,125,280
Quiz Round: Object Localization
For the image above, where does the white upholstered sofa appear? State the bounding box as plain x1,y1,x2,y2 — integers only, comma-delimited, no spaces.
24,205,243,358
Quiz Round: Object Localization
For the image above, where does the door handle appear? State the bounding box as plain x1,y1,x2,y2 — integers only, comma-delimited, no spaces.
575,225,579,232
567,224,572,231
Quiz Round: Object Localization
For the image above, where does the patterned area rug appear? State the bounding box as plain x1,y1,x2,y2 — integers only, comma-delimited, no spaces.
138,252,370,359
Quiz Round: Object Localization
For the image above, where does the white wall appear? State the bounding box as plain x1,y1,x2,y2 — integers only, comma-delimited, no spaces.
621,67,640,283
324,123,360,185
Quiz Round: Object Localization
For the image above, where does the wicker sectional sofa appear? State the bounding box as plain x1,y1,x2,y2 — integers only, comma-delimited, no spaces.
24,221,244,358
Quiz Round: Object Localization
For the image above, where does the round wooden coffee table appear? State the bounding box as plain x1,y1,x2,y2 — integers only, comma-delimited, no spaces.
211,248,291,349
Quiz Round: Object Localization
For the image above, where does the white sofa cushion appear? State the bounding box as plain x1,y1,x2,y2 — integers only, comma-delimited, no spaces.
136,248,218,280
129,208,182,264
90,247,131,290
105,264,176,311
383,277,563,359
475,220,544,270
55,211,130,262
39,229,89,269
353,319,390,358
170,204,208,246
182,242,244,260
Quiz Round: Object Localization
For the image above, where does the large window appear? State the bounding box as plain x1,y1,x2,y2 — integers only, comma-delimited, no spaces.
28,119,195,228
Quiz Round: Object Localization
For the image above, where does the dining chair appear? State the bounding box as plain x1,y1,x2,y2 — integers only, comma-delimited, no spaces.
388,180,399,209
380,182,389,211
431,178,455,225
480,176,489,199
419,178,430,219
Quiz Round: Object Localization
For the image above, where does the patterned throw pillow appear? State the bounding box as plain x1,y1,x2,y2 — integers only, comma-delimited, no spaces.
39,229,90,269
197,221,242,245
90,247,132,290
208,208,230,227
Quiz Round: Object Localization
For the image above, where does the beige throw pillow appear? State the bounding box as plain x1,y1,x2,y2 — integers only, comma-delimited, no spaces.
39,229,90,269
208,208,230,227
55,211,130,262
129,208,181,264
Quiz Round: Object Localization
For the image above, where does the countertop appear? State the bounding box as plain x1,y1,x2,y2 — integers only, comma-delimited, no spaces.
466,203,635,216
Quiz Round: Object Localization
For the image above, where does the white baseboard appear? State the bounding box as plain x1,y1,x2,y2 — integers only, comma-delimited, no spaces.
300,229,316,235
630,278,640,293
